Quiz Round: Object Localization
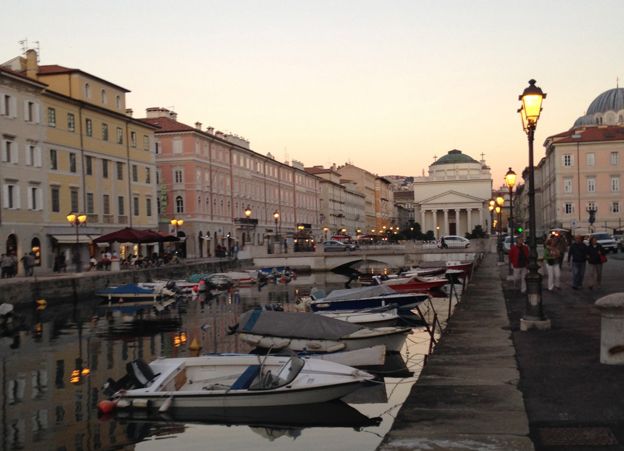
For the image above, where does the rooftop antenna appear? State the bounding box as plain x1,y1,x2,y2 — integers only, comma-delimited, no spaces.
19,38,28,53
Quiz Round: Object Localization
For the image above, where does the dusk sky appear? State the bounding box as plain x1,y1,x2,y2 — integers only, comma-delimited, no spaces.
3,0,624,186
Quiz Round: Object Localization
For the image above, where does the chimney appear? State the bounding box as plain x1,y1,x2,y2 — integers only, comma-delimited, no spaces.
195,122,202,130
169,110,177,121
25,49,38,80
207,126,214,134
125,108,133,117
146,107,172,119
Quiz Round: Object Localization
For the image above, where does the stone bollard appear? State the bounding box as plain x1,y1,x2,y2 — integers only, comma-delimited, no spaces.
595,293,624,365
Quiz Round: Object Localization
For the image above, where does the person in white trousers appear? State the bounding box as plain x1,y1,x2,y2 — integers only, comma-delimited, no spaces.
543,236,561,291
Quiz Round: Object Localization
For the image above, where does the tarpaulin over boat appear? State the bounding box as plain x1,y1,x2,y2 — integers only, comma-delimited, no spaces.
323,285,396,301
238,310,363,340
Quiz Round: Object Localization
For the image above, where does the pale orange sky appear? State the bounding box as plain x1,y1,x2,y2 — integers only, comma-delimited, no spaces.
3,0,623,185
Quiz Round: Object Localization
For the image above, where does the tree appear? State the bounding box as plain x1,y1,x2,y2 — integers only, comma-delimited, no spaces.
466,225,486,239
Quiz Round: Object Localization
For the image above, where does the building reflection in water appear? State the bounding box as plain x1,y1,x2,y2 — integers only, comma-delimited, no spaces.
0,293,248,451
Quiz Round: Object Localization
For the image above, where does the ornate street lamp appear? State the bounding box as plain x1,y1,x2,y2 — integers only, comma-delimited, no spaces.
518,79,550,331
273,210,280,237
67,212,87,272
170,218,184,235
505,168,517,275
244,206,252,219
488,199,496,234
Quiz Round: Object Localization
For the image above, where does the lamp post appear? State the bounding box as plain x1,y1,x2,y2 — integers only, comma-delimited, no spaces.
244,206,252,219
171,218,184,256
496,196,505,263
273,210,280,236
587,205,597,233
518,79,550,331
67,212,87,272
505,168,517,275
488,199,496,234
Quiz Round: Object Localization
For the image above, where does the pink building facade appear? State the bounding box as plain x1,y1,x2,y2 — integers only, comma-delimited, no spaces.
142,108,320,257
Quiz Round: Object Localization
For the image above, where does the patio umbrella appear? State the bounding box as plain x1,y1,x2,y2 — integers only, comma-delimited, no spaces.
93,227,156,244
144,230,179,242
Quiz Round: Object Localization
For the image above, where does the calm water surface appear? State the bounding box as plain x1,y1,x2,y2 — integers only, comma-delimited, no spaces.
0,272,449,451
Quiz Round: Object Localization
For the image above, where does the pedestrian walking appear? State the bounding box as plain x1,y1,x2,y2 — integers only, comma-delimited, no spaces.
509,236,529,293
567,235,588,290
0,254,11,278
543,236,561,291
20,253,32,276
586,236,606,289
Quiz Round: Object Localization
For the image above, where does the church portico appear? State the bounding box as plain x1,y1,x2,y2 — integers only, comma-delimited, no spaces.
413,150,493,237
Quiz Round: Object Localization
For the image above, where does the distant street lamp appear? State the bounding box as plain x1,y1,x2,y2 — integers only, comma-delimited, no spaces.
587,205,597,233
323,227,329,240
273,210,280,236
496,196,505,262
67,212,87,272
518,79,550,331
488,199,496,234
171,218,184,256
244,205,252,219
505,167,517,275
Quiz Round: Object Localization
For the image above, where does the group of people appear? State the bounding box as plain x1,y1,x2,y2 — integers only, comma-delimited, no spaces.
0,253,18,278
509,232,607,292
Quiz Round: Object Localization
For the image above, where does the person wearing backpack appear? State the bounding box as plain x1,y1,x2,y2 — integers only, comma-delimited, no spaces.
509,236,529,293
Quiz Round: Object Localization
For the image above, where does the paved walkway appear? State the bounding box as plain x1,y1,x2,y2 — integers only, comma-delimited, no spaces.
381,250,624,450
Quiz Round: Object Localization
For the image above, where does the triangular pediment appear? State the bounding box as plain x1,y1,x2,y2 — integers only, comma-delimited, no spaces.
419,190,485,205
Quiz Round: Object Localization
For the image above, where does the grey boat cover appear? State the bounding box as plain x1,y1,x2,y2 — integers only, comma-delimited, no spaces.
239,310,363,340
323,285,396,301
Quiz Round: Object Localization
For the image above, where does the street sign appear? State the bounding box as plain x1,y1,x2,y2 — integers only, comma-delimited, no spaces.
570,219,578,228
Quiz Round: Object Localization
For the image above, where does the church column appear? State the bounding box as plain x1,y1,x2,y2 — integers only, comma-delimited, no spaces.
432,209,438,237
479,207,484,229
467,208,472,234
421,209,426,232
455,208,461,236
443,209,449,235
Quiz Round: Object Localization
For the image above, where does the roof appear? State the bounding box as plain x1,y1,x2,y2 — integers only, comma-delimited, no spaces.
304,166,340,176
38,64,130,92
142,116,197,132
546,126,624,145
431,149,479,166
587,88,624,115
0,66,47,88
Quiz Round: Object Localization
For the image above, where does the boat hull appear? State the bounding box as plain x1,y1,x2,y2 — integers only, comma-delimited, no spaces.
309,293,427,312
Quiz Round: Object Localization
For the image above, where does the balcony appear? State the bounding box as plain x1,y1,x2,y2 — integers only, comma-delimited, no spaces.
118,215,128,224
102,214,114,224
87,214,99,223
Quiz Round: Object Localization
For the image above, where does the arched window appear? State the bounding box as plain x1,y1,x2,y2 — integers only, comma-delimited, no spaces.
116,95,121,110
84,83,90,98
101,89,107,104
176,196,184,214
31,237,41,266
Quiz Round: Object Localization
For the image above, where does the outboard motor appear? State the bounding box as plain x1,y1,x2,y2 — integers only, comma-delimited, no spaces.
126,359,157,388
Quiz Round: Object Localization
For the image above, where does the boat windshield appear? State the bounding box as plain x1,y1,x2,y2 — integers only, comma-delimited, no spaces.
250,355,305,390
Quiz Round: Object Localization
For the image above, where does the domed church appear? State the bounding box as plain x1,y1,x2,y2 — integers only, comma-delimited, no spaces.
540,86,624,233
413,149,493,236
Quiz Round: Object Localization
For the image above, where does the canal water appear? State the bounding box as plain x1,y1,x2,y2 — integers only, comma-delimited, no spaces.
0,272,453,451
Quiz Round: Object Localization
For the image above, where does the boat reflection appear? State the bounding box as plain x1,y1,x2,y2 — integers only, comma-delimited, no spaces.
115,400,381,444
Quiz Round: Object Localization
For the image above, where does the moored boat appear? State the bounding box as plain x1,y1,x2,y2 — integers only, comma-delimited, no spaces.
377,275,448,293
102,354,373,410
307,285,428,312
317,305,399,327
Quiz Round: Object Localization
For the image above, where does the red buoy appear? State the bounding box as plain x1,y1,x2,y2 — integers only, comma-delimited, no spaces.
97,400,116,414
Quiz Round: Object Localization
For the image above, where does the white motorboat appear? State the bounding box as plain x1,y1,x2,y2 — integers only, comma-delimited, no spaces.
317,305,399,327
103,354,373,410
235,310,412,353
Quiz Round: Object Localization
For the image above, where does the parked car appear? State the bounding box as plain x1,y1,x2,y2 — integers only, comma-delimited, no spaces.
439,235,470,249
322,240,357,252
586,232,618,253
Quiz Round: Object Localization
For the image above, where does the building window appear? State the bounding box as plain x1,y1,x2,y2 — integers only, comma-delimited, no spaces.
176,196,184,213
133,196,139,216
86,192,94,214
563,154,572,167
117,196,125,216
116,127,123,145
28,186,41,210
103,194,110,215
101,89,106,105
47,107,56,127
143,135,149,150
25,101,37,122
86,118,93,137
67,113,75,132
586,153,595,166
102,159,109,178
130,131,137,147
1,94,14,117
587,201,597,211
27,145,35,166
563,177,572,193
564,202,573,214
145,167,151,184
2,138,15,163
155,142,160,154
69,153,77,173
50,149,57,170
3,184,18,209
612,176,620,192
587,177,596,193
611,152,619,166
70,189,79,212
84,156,92,175
116,162,124,180
612,202,620,213
146,198,152,217
116,95,121,110
102,123,109,141
51,186,60,212
84,83,90,98
132,164,138,182
174,169,183,184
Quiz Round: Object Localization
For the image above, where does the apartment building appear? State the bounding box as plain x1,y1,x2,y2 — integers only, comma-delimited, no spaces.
1,50,158,272
142,108,320,257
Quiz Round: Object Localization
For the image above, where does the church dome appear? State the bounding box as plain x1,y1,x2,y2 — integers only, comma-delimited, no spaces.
573,87,624,127
431,149,479,166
